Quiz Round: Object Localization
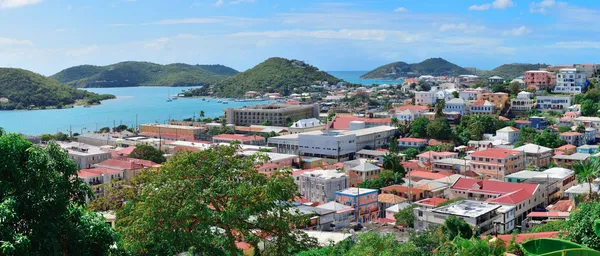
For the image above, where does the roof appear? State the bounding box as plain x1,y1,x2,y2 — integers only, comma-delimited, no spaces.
547,200,576,212
484,232,559,244
560,132,582,136
78,170,102,178
330,116,391,129
414,180,448,192
470,148,522,159
415,197,447,207
408,171,452,180
213,134,265,141
497,126,519,132
357,149,388,157
514,144,552,154
446,98,466,104
316,202,353,212
336,187,378,196
417,151,458,158
434,174,471,185
395,105,429,111
80,167,124,176
553,153,590,161
398,138,427,143
471,99,494,107
300,169,346,179
527,212,570,218
505,170,545,180
385,202,413,213
432,200,501,218
350,159,382,172
451,178,539,204
96,158,150,170
489,76,503,79
378,194,407,204
556,144,577,150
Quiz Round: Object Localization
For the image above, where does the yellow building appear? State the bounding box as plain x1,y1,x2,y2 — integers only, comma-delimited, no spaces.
479,92,509,110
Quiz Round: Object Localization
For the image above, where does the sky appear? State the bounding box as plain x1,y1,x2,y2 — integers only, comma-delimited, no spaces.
1,0,600,75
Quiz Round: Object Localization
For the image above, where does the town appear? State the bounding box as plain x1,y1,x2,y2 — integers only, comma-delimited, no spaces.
23,63,600,255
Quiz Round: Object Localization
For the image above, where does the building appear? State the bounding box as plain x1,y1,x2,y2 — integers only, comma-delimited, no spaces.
77,167,124,201
314,202,355,230
459,90,481,101
555,144,577,155
241,151,297,172
417,151,459,163
414,91,437,106
577,145,599,154
495,126,520,144
414,198,448,209
346,159,383,187
514,144,553,167
212,134,266,145
479,92,509,110
76,131,134,147
94,158,159,181
224,104,319,126
469,100,496,115
469,148,524,180
298,131,356,162
505,168,575,204
288,118,326,134
356,149,393,163
329,116,392,130
584,127,597,145
535,95,572,112
573,116,600,129
385,202,412,221
57,142,112,169
414,200,515,235
510,92,535,112
552,153,590,168
450,178,544,225
524,70,554,90
553,68,587,94
432,158,471,174
139,123,205,141
395,109,422,122
444,98,467,115
467,140,494,151
559,132,584,146
488,76,504,84
398,138,428,149
335,188,379,223
298,169,348,203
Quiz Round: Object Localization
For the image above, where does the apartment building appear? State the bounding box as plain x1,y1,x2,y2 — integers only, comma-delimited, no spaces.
449,178,544,225
469,148,525,180
553,68,587,94
414,200,516,235
346,159,383,187
335,188,379,223
479,92,509,110
573,116,600,130
524,70,555,90
224,104,319,126
504,168,575,204
398,138,428,149
140,123,205,141
77,167,124,202
495,126,520,145
417,151,459,163
560,132,584,146
535,95,572,112
57,142,112,169
514,144,553,167
414,91,437,106
488,76,504,84
469,100,496,115
459,90,482,101
298,169,348,203
510,92,535,112
552,153,590,168
444,98,467,115
432,158,471,173
288,118,326,134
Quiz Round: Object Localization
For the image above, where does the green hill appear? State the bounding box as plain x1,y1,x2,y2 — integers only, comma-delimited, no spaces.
361,58,472,79
477,63,550,79
212,57,341,97
51,61,238,88
0,68,115,110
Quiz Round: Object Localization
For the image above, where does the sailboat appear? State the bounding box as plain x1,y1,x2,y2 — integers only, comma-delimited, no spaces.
167,90,172,102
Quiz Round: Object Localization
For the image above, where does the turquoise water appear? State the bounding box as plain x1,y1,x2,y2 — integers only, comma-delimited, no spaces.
328,71,404,85
0,86,272,135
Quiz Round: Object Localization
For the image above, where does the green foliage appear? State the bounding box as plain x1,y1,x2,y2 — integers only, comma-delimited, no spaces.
129,144,166,164
441,216,473,241
454,115,508,143
295,232,419,256
39,132,69,142
0,133,120,255
117,144,318,255
533,129,566,148
452,91,459,98
327,112,336,121
581,99,599,116
525,220,567,233
427,118,452,140
491,83,506,93
389,137,399,153
0,68,114,110
403,148,419,160
577,124,586,133
565,201,600,250
51,61,237,88
436,236,506,256
394,205,416,228
508,81,521,95
208,126,234,136
558,125,572,133
409,225,444,255
477,63,549,79
99,127,110,133
573,159,600,201
214,57,340,97
359,169,403,189
410,117,430,138
519,126,537,143
361,58,472,79
435,197,466,208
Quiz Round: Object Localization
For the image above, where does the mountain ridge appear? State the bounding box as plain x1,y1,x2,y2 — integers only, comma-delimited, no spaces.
360,58,472,79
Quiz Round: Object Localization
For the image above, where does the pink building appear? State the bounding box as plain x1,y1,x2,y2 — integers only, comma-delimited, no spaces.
524,71,555,90
417,151,459,162
335,188,379,223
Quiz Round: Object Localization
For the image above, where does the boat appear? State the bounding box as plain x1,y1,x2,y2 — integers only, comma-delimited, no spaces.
83,105,91,108
171,97,177,100
222,101,229,104
217,100,222,103
166,99,172,102
202,98,206,101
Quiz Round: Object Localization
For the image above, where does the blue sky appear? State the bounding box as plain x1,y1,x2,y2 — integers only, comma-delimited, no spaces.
1,0,600,75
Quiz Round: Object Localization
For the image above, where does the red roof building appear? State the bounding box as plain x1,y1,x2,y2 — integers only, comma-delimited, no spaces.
483,232,559,244
469,148,525,180
407,170,452,181
329,116,392,130
212,134,266,145
94,158,159,181
415,197,447,208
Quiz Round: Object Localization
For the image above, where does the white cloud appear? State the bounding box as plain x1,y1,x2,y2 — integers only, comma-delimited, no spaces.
469,0,514,11
0,0,42,9
393,7,407,12
0,37,33,46
502,26,531,36
439,23,485,34
468,4,491,11
152,18,223,25
549,41,600,49
229,29,424,43
214,0,223,7
230,0,254,4
66,45,98,57
144,38,170,50
530,0,555,14
53,28,67,33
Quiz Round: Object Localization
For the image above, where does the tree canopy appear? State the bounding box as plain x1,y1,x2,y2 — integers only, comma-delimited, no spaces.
128,144,166,164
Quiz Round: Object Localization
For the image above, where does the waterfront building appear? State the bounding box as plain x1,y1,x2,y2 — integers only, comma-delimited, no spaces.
298,169,348,203
57,141,112,169
288,118,326,134
553,68,587,94
224,104,319,126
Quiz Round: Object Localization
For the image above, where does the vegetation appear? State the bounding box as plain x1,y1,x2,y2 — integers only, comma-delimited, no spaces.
573,159,600,201
410,117,430,138
128,144,166,164
0,68,115,110
51,61,237,88
361,57,472,79
117,144,318,255
565,201,600,250
427,118,452,140
295,232,419,256
475,63,549,79
0,132,120,255
453,115,510,144
525,220,567,233
394,204,416,228
213,57,341,97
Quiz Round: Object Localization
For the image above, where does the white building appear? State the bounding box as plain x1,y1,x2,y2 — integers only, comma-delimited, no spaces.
469,100,496,115
444,98,467,115
414,200,515,235
414,91,437,106
298,131,357,161
289,118,326,134
57,141,112,169
488,76,504,84
395,109,422,122
535,95,572,112
553,68,587,94
298,169,348,203
495,126,520,145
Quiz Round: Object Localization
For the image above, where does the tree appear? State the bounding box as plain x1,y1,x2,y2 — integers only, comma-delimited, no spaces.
403,148,419,160
99,127,110,133
452,91,459,98
388,137,399,153
410,117,430,138
327,112,336,121
261,119,272,126
533,129,566,148
296,232,419,256
491,83,506,93
508,81,521,95
129,144,166,164
581,99,599,117
577,124,586,133
441,216,473,240
434,99,445,118
0,133,120,255
573,159,600,201
565,201,600,250
200,110,205,118
395,205,416,228
558,125,572,133
117,144,318,255
519,126,537,143
391,117,399,127
427,118,452,140
383,153,406,178
436,236,506,256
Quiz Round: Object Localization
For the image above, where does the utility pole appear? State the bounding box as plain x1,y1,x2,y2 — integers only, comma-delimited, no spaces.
337,140,341,162
135,114,138,135
69,125,72,137
113,120,116,132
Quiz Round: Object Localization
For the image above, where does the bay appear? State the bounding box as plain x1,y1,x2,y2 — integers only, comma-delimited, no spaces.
0,86,272,135
328,71,404,85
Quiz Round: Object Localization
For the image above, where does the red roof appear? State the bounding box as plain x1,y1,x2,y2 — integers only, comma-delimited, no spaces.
78,170,102,178
376,218,396,223
330,116,391,129
381,185,425,194
452,178,538,204
527,212,570,218
408,171,452,180
556,144,576,150
398,138,427,143
483,232,559,244
395,105,429,111
416,197,447,207
560,132,582,136
471,99,488,106
498,116,510,121
96,158,159,170
140,132,195,140
470,148,522,159
514,120,531,124
284,100,302,105
417,151,458,158
213,134,265,142
547,200,576,212
80,167,123,175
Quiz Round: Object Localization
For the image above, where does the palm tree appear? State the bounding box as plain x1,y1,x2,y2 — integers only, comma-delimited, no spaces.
573,158,600,201
200,110,205,118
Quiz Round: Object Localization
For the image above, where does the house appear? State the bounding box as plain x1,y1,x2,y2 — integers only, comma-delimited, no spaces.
334,188,379,223
469,148,525,180
469,100,496,115
535,96,572,112
514,120,532,129
94,158,159,181
552,153,590,168
414,198,448,209
77,168,124,202
355,149,391,163
459,90,482,101
395,109,422,122
298,169,348,203
529,117,548,130
467,140,494,151
57,141,112,169
241,151,297,172
346,159,383,187
495,126,520,144
577,145,599,154
479,92,509,110
384,202,412,221
450,178,545,225
584,127,597,144
378,194,407,218
288,118,326,134
380,184,426,202
573,116,600,130
443,98,467,115
488,76,504,84
414,91,437,106
407,170,452,182
432,158,471,174
398,138,428,149
417,151,459,163
511,92,535,112
553,68,587,94
524,70,555,90
555,144,577,155
514,144,553,167
504,168,575,204
212,134,266,145
560,132,584,146
314,202,355,230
